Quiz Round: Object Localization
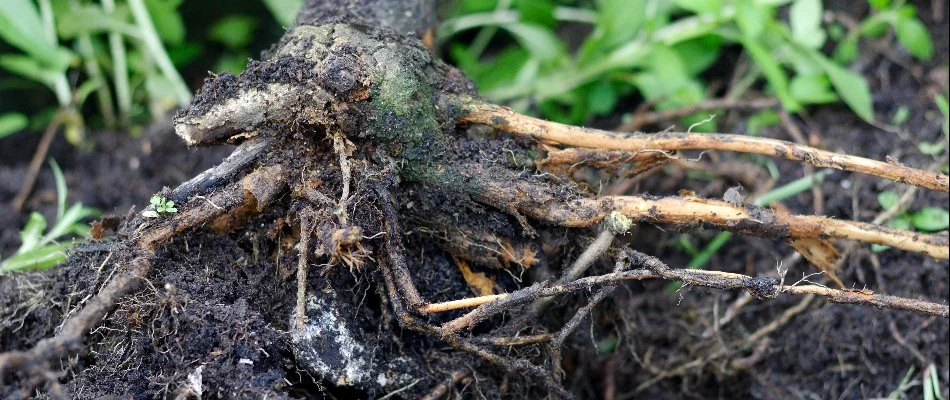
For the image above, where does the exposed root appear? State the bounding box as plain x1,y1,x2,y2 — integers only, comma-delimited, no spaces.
0,257,149,383
0,163,291,391
294,207,316,328
549,251,631,375
421,369,472,400
536,145,672,177
458,99,950,192
471,173,948,258
421,251,948,318
138,164,289,250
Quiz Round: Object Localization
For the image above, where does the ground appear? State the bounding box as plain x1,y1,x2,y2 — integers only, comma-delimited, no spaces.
1,2,948,399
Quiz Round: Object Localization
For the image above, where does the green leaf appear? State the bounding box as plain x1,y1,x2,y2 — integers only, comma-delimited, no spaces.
790,0,826,48
17,212,47,255
56,4,137,39
168,42,202,66
631,45,690,101
500,23,563,62
889,216,911,230
675,0,722,15
261,0,302,27
212,51,250,74
577,0,645,63
0,0,72,69
586,81,617,115
0,112,28,139
868,0,890,10
44,203,98,244
673,35,723,76
0,243,69,272
919,140,946,155
790,74,838,104
144,0,185,45
515,0,556,27
736,0,767,37
208,15,257,50
911,207,950,232
895,17,933,60
936,94,949,135
891,105,910,126
740,37,800,112
0,54,63,89
859,17,889,37
49,159,67,221
815,55,874,122
877,190,899,209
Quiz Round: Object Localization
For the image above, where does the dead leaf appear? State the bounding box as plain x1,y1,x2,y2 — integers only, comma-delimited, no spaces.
455,257,495,296
789,238,845,289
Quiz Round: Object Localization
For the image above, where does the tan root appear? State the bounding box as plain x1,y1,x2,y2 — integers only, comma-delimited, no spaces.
467,167,949,259
459,99,950,192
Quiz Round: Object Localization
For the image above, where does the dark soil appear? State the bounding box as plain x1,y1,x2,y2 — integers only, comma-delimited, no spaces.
2,2,948,399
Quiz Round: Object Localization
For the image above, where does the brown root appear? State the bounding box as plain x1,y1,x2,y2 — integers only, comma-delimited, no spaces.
421,250,948,318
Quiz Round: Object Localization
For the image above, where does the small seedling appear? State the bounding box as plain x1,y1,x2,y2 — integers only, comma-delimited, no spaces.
143,195,178,218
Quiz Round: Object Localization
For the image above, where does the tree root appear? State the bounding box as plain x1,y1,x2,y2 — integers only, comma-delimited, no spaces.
468,171,948,259
457,99,950,192
421,250,949,319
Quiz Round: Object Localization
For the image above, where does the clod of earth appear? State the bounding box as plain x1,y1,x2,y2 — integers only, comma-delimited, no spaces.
2,13,949,400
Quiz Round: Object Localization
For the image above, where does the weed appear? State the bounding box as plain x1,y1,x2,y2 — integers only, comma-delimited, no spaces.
0,160,98,273
142,194,177,218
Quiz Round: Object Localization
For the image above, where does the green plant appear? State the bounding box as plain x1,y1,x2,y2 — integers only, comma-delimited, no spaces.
142,194,177,218
872,189,950,252
261,0,302,27
0,112,29,139
835,0,933,64
918,94,950,157
0,0,85,142
886,366,920,399
208,14,259,74
0,0,192,141
0,160,99,273
923,363,947,400
441,0,908,125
